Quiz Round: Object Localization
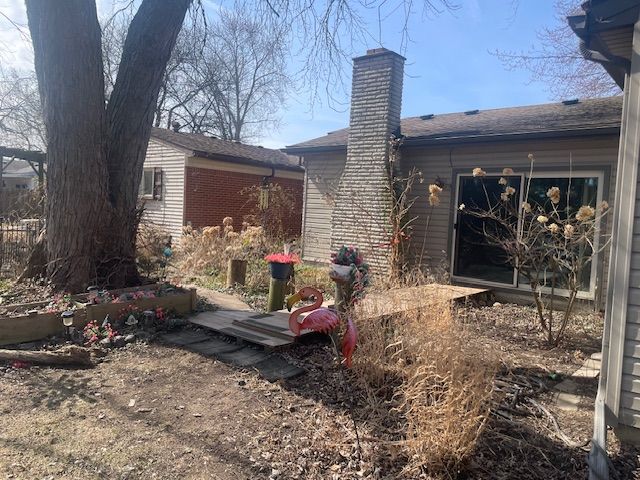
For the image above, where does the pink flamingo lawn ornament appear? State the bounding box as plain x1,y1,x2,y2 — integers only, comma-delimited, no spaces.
286,286,358,368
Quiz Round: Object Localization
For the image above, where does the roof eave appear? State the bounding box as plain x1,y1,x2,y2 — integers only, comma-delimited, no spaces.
402,126,621,146
282,145,348,155
567,2,639,88
285,127,621,154
192,150,303,172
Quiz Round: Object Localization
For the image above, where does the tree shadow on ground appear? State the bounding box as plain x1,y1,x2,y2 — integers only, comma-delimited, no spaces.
23,369,97,409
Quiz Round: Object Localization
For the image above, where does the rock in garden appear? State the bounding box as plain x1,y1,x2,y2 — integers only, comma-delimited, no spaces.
124,334,136,344
99,338,112,348
136,331,151,342
113,336,126,348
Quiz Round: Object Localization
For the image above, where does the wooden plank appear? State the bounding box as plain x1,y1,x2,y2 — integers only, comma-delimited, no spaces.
85,290,193,322
0,309,88,345
190,311,293,348
357,284,490,318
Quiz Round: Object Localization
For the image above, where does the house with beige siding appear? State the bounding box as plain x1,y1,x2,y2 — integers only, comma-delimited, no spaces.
142,127,304,241
285,49,622,308
286,39,640,477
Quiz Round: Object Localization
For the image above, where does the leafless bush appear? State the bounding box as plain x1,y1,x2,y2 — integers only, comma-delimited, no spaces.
0,188,45,221
460,156,609,345
177,218,267,272
136,223,171,280
352,289,494,476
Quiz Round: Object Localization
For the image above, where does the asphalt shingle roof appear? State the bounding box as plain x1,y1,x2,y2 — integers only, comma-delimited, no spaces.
285,96,623,151
151,127,301,171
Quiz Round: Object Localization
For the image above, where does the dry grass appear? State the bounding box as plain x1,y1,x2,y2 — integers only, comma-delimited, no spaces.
174,218,287,292
351,287,495,477
136,223,171,279
173,219,333,309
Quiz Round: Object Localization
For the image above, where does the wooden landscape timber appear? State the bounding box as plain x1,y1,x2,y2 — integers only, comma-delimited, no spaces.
0,284,196,346
0,310,86,346
0,345,92,366
84,287,197,322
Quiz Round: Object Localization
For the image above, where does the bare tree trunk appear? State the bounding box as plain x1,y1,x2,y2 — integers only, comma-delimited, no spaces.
101,0,191,287
26,0,192,291
27,0,111,292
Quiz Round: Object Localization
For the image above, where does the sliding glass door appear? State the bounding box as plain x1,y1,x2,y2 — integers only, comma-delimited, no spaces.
451,170,603,297
452,174,522,286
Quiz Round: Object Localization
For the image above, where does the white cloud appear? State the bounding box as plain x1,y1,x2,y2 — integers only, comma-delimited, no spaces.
0,0,33,70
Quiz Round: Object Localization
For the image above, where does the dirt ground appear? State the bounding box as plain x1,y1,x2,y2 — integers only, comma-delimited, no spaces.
1,300,639,479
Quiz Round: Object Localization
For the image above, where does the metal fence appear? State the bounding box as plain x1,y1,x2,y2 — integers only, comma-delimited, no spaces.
0,219,42,275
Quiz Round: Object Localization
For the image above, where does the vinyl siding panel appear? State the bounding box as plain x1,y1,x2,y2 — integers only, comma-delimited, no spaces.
620,144,640,429
402,135,619,303
142,140,186,240
302,152,346,262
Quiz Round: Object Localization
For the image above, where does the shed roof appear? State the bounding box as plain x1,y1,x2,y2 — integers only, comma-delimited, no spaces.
150,128,302,171
284,96,623,153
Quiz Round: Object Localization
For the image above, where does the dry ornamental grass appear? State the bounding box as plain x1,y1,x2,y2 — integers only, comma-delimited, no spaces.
351,294,495,477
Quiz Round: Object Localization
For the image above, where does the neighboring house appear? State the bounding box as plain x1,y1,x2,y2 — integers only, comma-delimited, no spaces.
284,48,622,309
2,160,38,190
142,127,304,240
569,1,640,476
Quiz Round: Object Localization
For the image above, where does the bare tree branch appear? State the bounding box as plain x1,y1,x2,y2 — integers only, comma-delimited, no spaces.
492,0,620,99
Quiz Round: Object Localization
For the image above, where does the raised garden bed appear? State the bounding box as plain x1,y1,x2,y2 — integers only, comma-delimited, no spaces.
0,284,196,346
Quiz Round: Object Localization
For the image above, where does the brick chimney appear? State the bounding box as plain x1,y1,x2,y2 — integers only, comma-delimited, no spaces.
330,48,405,269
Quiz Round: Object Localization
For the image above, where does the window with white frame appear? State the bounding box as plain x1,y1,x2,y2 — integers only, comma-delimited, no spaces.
141,168,162,200
452,170,604,298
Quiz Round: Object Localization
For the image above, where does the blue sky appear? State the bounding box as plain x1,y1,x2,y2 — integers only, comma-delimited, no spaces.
0,1,566,149
264,1,561,149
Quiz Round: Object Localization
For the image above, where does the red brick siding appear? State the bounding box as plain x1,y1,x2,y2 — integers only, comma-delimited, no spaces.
183,166,303,236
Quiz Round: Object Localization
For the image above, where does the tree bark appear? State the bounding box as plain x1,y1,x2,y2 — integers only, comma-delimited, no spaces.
100,0,192,288
27,0,110,292
26,0,192,291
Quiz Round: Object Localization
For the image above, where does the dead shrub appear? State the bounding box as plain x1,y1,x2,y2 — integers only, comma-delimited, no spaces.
176,218,270,278
352,293,494,477
294,263,334,295
240,182,297,238
136,223,171,280
176,218,306,293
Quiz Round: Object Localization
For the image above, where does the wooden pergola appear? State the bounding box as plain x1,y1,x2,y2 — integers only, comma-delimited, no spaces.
0,145,46,187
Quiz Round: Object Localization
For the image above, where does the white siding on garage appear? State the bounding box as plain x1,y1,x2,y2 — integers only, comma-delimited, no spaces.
301,152,346,263
142,140,186,241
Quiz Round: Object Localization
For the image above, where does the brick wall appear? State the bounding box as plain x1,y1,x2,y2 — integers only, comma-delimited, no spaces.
330,48,405,269
183,166,303,237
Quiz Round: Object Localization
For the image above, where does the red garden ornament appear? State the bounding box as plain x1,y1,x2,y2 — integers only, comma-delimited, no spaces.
286,286,358,368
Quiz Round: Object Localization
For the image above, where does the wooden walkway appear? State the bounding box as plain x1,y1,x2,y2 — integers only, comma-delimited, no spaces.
189,284,489,349
356,284,490,319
